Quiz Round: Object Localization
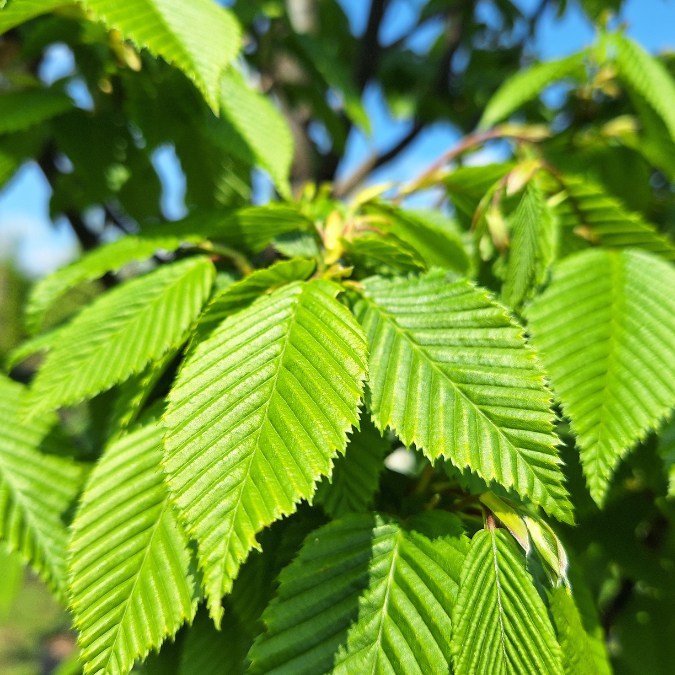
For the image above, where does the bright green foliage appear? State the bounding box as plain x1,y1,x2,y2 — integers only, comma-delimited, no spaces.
371,205,470,274
549,585,611,675
356,271,572,522
194,257,316,343
82,0,241,112
221,71,294,198
4,4,675,674
554,177,675,261
527,249,675,504
451,528,564,675
611,32,675,139
178,607,251,675
27,257,214,415
0,0,65,34
479,53,585,128
249,512,469,674
0,89,72,134
0,376,84,597
69,422,198,675
25,228,210,335
314,416,388,518
344,234,426,275
163,280,368,623
502,184,556,309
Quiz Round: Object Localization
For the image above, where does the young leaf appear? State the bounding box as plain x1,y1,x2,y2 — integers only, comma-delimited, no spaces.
343,234,427,275
502,184,556,309
451,528,564,675
611,33,675,140
69,421,198,675
0,375,84,598
369,204,470,274
27,257,214,415
314,416,388,518
549,585,611,675
192,258,316,344
0,89,72,134
355,271,573,523
81,0,242,112
657,416,675,498
220,70,294,198
24,226,211,335
479,52,585,129
248,512,469,674
526,249,675,505
554,177,675,261
163,280,367,623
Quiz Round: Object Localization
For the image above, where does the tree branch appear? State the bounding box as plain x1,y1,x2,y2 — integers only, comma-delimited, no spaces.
333,121,423,198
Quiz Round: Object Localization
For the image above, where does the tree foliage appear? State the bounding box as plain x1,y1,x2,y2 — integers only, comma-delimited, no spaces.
1,0,674,673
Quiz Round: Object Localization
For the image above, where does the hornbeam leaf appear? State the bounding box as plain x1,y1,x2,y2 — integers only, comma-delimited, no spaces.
0,375,84,597
355,271,573,523
526,248,675,505
554,177,675,262
69,422,198,675
27,257,214,415
81,0,241,112
549,585,611,675
502,184,556,309
220,70,294,198
451,528,564,675
314,416,388,518
611,33,675,140
248,512,469,674
25,226,210,335
479,52,585,129
163,279,367,623
192,258,316,344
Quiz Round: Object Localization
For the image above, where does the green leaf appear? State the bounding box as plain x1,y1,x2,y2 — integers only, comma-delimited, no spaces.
502,184,556,309
0,543,22,620
82,0,242,112
611,33,675,140
27,257,214,415
344,234,427,275
0,89,72,134
163,279,367,623
355,271,572,523
451,528,564,675
178,606,251,675
220,70,294,198
526,249,675,505
554,177,675,261
24,226,211,335
0,375,84,597
314,416,388,518
248,512,469,674
69,421,198,675
549,585,611,675
193,258,316,345
370,204,470,274
479,53,585,129
0,0,65,35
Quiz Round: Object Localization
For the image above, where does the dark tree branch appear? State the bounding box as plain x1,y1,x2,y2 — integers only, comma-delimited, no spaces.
354,0,389,94
333,5,471,198
333,121,423,198
317,0,390,183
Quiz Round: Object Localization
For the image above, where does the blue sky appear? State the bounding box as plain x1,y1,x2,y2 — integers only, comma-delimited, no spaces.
1,0,674,276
